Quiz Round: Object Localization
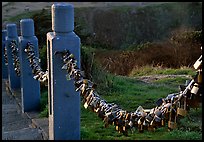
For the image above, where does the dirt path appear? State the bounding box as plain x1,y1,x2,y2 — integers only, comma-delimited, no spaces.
136,74,192,83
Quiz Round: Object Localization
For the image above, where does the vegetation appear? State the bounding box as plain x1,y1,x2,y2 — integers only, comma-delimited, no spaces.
5,2,202,140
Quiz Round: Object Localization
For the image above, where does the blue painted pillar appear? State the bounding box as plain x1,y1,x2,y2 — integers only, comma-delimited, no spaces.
47,3,81,140
2,30,8,79
18,19,40,112
6,24,21,90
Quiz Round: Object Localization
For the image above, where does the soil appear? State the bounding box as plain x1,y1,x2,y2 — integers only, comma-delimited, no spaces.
136,74,192,83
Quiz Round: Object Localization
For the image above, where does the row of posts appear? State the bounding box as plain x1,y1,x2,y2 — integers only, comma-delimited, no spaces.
2,3,80,140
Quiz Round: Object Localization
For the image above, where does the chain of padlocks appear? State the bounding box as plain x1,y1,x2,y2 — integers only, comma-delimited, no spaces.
24,41,48,83
10,40,21,76
3,43,8,66
58,49,202,135
5,40,202,135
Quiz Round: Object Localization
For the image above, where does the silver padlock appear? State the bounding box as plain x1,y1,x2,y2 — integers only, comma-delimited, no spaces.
193,55,202,70
191,83,199,95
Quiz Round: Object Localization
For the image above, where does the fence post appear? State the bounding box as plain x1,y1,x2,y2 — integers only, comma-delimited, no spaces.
6,24,21,90
18,19,40,112
2,30,8,79
47,3,81,140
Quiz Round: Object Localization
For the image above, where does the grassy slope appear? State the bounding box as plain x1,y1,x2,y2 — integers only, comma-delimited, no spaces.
80,73,202,140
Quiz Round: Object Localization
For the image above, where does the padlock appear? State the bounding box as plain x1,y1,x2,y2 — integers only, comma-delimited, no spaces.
161,119,165,126
145,114,153,124
148,125,155,132
177,98,187,117
168,121,177,130
197,70,202,84
168,107,177,130
191,83,199,95
193,55,202,70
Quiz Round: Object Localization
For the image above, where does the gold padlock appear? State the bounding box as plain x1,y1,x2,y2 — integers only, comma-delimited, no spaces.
148,126,155,132
168,121,177,129
123,126,126,131
168,105,177,130
161,119,165,126
177,107,187,116
191,83,199,95
115,125,119,131
197,70,202,84
177,99,187,117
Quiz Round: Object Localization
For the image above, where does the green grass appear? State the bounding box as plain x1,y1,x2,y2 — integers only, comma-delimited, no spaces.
38,66,201,140
39,89,48,118
79,68,201,140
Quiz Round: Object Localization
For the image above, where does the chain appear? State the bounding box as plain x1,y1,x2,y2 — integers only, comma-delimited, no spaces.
24,41,48,83
3,43,8,65
10,40,21,76
59,49,202,135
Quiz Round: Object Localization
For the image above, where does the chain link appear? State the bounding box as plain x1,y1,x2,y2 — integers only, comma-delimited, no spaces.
59,49,202,135
10,40,21,76
24,41,48,83
3,44,8,65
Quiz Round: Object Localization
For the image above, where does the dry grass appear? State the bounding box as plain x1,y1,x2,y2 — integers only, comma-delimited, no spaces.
94,28,202,76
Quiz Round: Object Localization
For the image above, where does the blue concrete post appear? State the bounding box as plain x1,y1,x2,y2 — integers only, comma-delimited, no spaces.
2,30,8,79
47,3,81,140
18,19,40,112
6,24,21,90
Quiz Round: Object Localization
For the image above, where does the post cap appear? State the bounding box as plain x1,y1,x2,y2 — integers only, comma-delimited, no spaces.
6,24,18,38
2,30,7,41
20,19,35,37
52,3,74,33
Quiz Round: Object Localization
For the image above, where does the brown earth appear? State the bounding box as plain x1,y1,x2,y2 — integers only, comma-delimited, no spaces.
136,74,192,83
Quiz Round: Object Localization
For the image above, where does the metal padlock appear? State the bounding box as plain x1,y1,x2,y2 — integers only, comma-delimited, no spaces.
193,55,202,70
168,107,177,130
168,121,177,130
161,119,165,126
148,125,155,131
197,70,202,84
177,99,187,117
191,83,199,95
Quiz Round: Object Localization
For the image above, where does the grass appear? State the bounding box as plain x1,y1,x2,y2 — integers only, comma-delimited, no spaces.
39,66,202,140
79,73,202,140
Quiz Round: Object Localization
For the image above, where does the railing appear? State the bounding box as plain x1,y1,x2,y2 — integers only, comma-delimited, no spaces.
2,2,202,140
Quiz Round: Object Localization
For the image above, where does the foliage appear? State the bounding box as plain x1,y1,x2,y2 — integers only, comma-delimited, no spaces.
39,45,47,71
74,2,202,49
32,9,52,49
39,90,48,118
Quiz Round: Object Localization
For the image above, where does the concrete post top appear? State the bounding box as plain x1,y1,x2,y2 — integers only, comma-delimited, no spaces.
52,2,73,9
20,19,35,37
6,24,18,38
52,2,74,33
2,30,7,41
